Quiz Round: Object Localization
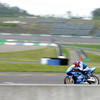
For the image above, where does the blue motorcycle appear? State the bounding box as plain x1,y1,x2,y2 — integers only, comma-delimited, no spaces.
64,67,99,84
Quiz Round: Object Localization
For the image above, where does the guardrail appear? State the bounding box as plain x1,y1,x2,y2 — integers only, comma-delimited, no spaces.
0,84,100,100
0,33,100,38
57,44,66,58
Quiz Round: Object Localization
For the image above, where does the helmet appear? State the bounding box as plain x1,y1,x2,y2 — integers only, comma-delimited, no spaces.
73,61,79,68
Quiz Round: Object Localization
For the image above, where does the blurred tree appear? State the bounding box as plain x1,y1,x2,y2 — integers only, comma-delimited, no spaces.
0,3,33,17
92,8,100,19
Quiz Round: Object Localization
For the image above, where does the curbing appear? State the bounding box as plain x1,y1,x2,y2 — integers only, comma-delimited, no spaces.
0,42,57,47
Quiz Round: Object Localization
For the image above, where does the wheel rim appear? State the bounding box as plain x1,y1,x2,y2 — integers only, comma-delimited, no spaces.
64,77,74,84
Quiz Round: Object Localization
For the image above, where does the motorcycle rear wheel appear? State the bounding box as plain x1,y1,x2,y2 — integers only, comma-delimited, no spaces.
87,74,99,84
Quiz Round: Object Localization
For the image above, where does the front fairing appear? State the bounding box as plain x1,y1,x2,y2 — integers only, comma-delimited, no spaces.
89,67,96,73
71,71,86,84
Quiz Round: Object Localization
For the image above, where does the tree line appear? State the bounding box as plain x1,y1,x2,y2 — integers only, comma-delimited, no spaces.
1,2,100,19
92,8,100,19
0,3,34,17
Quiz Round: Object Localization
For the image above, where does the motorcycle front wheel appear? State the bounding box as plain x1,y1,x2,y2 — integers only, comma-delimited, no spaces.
64,76,74,84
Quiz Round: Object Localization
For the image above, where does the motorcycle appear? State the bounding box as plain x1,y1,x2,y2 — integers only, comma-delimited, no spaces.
64,67,99,84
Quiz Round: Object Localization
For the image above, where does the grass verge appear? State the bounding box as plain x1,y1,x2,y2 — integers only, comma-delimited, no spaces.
0,23,18,27
62,48,70,58
0,63,99,73
86,53,100,63
0,63,68,72
0,47,57,62
65,44,100,50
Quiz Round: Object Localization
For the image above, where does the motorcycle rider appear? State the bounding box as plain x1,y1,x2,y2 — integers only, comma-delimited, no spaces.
66,61,92,83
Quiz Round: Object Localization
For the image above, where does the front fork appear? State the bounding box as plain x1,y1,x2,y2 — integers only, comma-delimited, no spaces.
67,75,75,84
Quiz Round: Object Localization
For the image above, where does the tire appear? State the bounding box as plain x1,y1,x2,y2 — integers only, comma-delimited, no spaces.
64,76,74,84
88,74,100,84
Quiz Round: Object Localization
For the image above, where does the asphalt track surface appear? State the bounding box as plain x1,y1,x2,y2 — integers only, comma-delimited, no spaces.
0,34,100,44
0,72,65,84
0,45,45,52
0,72,99,84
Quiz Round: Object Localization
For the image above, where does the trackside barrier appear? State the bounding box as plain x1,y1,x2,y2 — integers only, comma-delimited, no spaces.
41,58,69,65
0,84,100,100
41,43,68,66
57,44,66,58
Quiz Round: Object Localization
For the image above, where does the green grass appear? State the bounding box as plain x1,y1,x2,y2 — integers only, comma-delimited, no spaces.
86,63,100,67
66,44,100,50
0,63,99,73
62,48,70,58
94,68,100,73
0,23,18,27
0,47,57,62
0,63,68,72
86,53,100,63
